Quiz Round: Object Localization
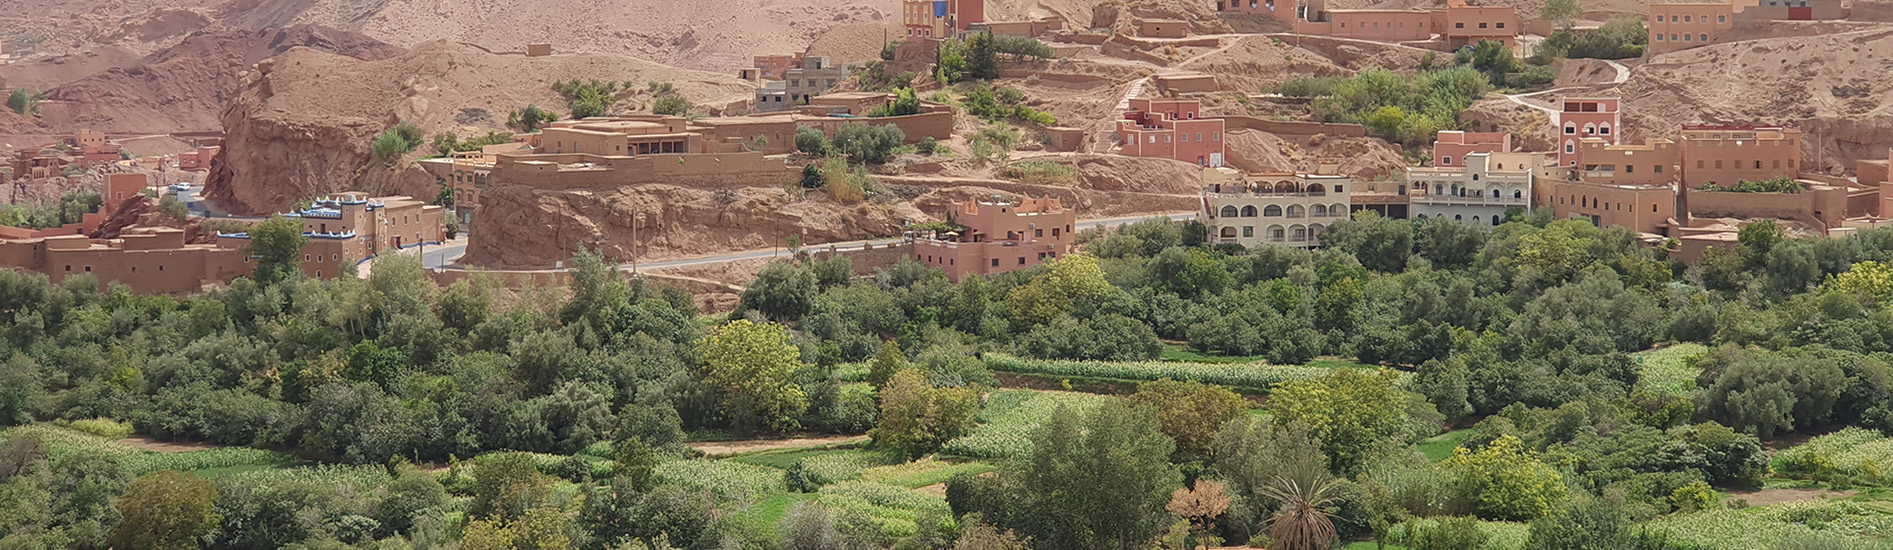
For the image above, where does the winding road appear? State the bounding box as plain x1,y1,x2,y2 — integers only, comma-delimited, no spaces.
1502,58,1631,115
418,212,1200,272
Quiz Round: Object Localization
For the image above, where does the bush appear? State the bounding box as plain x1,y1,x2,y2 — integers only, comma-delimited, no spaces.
1699,177,1803,193
801,163,827,189
915,137,939,155
59,418,133,439
796,126,832,155
834,122,905,164
7,88,38,116
1274,76,1345,98
372,123,425,162
554,79,619,118
653,94,692,116
1310,67,1488,146
507,104,557,131
1003,161,1077,185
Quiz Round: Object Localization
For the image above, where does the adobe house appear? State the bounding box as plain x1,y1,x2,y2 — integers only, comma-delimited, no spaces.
1433,131,1512,168
1115,98,1226,167
1650,0,1844,54
1139,19,1191,38
1677,124,1802,188
913,197,1075,282
1221,0,1517,49
178,145,219,172
1557,98,1621,167
0,174,152,240
904,0,987,39
1152,73,1218,96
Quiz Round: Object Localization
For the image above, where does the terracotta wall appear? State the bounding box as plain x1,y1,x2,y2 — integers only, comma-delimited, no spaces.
1537,179,1678,234
800,111,954,144
491,153,795,190
1684,188,1824,228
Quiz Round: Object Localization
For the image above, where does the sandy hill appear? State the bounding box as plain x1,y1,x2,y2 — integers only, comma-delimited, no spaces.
1618,27,1893,174
207,0,901,74
36,26,403,135
202,40,760,215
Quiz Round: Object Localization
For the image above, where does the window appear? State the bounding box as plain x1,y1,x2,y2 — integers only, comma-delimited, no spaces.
1671,15,1679,21
1478,22,1488,28
1626,165,1634,174
1599,125,1612,135
1754,160,1762,169
1671,33,1679,40
1196,132,1203,142
1496,22,1505,28
1684,15,1692,21
1719,15,1727,22
1774,160,1781,169
1243,226,1254,237
1334,185,1343,193
1018,257,1026,265
1700,33,1709,41
1565,123,1576,134
991,259,999,267
1035,229,1043,237
1654,165,1663,173
1455,22,1465,28
1715,160,1723,168
1697,160,1705,169
1441,156,1451,165
1148,135,1156,144
1212,133,1220,141
790,79,799,87
1653,204,1659,213
304,254,310,261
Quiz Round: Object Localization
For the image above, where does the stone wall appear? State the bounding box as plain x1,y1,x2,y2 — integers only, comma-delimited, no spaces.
490,152,796,190
1222,115,1367,137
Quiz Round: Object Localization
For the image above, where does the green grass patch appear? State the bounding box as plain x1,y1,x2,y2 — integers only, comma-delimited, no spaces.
1633,343,1708,395
727,445,873,470
1384,518,1530,550
818,481,952,538
1160,343,1265,363
738,492,820,532
1417,429,1474,462
1645,500,1893,550
655,459,789,502
121,447,296,476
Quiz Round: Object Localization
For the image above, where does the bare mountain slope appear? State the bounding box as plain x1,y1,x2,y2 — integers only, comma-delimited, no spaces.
203,40,758,215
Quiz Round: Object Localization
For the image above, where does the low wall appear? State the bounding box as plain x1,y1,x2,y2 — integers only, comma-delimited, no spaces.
1052,33,1111,45
1685,188,1825,228
800,111,954,144
1222,115,1367,137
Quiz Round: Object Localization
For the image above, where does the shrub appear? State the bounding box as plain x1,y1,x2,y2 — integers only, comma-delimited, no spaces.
1699,177,1803,193
984,354,1328,392
796,126,832,155
372,123,425,162
554,79,619,118
834,122,904,164
653,94,692,116
507,104,558,131
1003,161,1077,185
58,418,133,439
801,163,827,189
915,137,939,155
1309,67,1489,146
7,88,38,116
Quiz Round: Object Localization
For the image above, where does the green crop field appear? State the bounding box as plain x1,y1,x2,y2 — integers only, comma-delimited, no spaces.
940,389,1117,459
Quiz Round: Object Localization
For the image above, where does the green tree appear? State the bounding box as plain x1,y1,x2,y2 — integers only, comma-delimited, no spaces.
468,452,550,520
1006,254,1114,326
870,368,982,459
109,471,221,550
508,104,557,131
8,88,39,116
246,215,309,285
697,320,808,432
1442,435,1567,521
1540,0,1581,23
1017,401,1182,550
1365,106,1406,138
1125,379,1250,459
737,262,818,321
867,340,908,389
1325,211,1412,273
613,437,658,492
834,122,905,164
796,126,831,155
1737,219,1784,257
1832,260,1893,304
1269,369,1415,475
1260,464,1342,550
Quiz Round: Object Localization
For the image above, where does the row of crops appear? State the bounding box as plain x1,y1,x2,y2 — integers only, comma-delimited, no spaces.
1774,428,1893,486
940,389,1115,459
983,353,1333,392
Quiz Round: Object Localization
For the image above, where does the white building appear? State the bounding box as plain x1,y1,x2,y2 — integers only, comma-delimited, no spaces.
1201,168,1353,248
1407,152,1537,226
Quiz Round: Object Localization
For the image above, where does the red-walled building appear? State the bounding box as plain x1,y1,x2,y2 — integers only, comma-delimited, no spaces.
904,0,986,38
1433,131,1512,167
1115,98,1226,167
914,197,1075,282
1559,97,1621,167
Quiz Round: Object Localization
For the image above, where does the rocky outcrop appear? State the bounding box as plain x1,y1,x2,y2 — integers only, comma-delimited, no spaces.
204,41,758,215
89,196,218,243
459,184,924,269
40,26,403,134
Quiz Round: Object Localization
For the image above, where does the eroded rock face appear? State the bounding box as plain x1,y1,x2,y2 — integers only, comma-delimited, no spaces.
459,184,923,269
90,196,219,243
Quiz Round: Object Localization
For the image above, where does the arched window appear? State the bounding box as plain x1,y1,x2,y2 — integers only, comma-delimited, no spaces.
1287,205,1306,218
1291,225,1308,241
1472,216,1481,224
1491,188,1500,198
1584,122,1597,135
1312,204,1328,217
1599,122,1612,136
1564,122,1576,135
1308,183,1327,195
1264,205,1284,216
1220,205,1239,218
1241,205,1258,217
1220,227,1238,238
1514,190,1523,199
1269,225,1286,241
1492,216,1502,226
1310,224,1326,238
1332,204,1347,216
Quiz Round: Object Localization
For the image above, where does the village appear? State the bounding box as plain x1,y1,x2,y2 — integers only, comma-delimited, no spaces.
0,0,1887,294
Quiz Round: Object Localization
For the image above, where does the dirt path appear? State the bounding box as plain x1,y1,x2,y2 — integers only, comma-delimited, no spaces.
687,435,868,456
1726,487,1858,506
916,482,948,497
118,437,218,453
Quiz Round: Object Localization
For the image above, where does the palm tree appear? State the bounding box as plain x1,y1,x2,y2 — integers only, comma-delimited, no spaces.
1260,464,1341,550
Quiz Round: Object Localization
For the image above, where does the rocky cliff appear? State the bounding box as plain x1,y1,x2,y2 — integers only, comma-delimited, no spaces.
203,41,758,215
40,26,404,134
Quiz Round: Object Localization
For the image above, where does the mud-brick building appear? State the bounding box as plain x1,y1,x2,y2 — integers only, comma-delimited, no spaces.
914,197,1075,282
1115,98,1226,168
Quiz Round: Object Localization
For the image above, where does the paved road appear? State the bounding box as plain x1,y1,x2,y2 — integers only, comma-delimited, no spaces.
424,212,1199,272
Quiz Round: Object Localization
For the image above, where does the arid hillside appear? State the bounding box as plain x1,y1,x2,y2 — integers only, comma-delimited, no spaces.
1618,27,1893,174
34,26,402,134
202,40,760,215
